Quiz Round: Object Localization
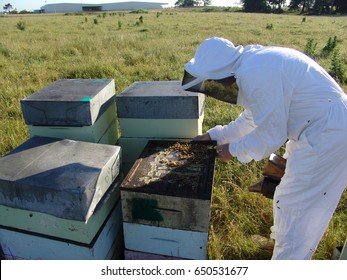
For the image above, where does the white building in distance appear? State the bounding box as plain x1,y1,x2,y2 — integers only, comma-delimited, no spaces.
40,2,168,13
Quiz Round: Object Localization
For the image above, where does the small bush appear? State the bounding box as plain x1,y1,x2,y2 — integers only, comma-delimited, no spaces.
117,20,122,29
93,18,98,24
16,21,26,31
265,23,273,30
304,38,317,58
130,9,148,14
322,36,337,57
135,16,144,26
330,49,345,83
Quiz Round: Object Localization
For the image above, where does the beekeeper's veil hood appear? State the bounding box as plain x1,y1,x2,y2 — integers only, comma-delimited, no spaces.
182,37,243,103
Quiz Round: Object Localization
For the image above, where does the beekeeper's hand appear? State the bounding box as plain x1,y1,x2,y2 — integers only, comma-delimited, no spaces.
193,133,211,141
215,143,233,162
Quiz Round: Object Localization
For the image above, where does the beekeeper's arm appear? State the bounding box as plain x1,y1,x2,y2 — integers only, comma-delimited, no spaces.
208,67,289,163
207,109,256,144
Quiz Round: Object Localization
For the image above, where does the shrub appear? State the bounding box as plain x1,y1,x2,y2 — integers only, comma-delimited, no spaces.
16,21,26,31
304,38,317,58
129,9,148,14
266,23,273,30
322,36,337,57
330,49,345,83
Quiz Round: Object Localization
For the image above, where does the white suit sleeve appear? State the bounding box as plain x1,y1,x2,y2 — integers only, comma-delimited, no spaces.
211,67,288,163
207,109,256,145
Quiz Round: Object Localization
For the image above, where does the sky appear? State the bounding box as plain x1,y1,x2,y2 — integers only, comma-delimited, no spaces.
1,0,243,12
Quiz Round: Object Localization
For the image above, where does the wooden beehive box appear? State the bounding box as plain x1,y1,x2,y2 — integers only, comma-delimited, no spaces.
116,81,205,138
0,136,121,222
0,136,124,259
27,101,118,145
0,199,123,260
120,140,216,259
20,79,119,145
21,79,116,126
0,176,122,244
121,140,216,231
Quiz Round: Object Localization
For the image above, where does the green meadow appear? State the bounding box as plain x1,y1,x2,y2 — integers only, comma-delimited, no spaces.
0,9,346,259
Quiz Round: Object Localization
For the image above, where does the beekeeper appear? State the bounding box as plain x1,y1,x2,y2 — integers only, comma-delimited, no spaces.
182,37,347,260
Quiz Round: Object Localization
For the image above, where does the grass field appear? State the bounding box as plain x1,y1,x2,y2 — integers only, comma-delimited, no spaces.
0,8,346,260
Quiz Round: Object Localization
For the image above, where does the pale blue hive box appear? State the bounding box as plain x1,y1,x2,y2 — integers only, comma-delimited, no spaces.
116,80,205,138
0,136,124,259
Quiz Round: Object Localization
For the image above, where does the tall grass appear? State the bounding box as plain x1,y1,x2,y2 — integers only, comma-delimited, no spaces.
0,9,346,259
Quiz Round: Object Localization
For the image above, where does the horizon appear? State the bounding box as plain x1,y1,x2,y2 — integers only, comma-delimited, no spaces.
1,0,243,12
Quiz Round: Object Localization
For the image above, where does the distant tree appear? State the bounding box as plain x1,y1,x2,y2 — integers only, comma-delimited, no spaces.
289,0,346,14
202,0,212,6
241,0,270,12
175,0,200,7
268,0,286,9
3,3,13,13
19,10,31,14
335,0,347,13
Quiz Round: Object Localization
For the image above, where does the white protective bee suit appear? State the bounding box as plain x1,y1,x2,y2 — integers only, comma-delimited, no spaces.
183,37,347,259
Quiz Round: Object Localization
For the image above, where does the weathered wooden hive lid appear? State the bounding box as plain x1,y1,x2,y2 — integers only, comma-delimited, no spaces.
20,79,115,126
0,136,121,221
116,80,205,119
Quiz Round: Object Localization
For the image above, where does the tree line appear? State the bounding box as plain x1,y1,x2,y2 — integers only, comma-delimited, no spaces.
175,0,347,14
3,1,347,14
288,0,347,14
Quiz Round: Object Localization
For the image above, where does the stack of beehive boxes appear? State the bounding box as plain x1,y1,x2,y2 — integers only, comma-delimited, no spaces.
116,80,205,175
0,79,123,259
20,79,118,145
116,80,211,260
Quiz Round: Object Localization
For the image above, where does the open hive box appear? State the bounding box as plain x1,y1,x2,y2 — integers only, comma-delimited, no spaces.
120,140,216,259
121,140,216,200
